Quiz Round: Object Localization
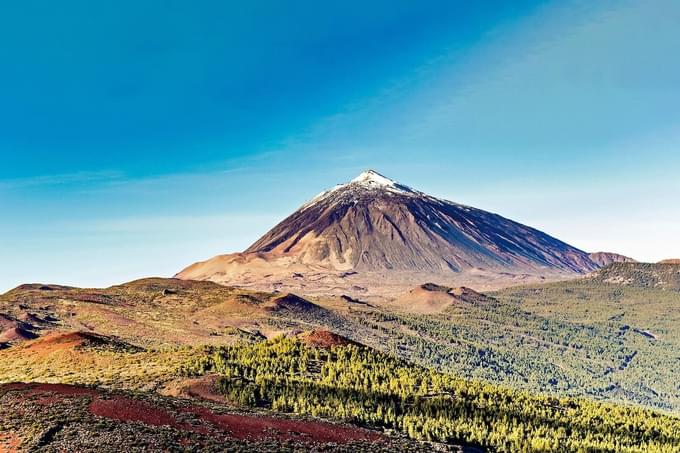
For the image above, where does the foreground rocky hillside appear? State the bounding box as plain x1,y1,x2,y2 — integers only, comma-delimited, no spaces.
1,330,679,452
0,381,429,452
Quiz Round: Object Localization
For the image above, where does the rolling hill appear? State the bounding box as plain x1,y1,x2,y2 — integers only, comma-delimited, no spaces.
4,263,680,414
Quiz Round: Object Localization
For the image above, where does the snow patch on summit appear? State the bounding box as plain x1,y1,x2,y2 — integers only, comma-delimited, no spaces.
301,170,415,210
351,170,397,186
349,170,415,195
303,184,344,208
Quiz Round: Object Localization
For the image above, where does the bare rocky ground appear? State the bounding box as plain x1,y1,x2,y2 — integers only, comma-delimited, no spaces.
0,383,444,452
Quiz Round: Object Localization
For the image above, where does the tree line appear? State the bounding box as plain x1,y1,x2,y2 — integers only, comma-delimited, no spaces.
183,336,680,452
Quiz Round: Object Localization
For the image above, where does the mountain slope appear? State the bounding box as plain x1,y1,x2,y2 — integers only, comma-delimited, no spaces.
245,170,595,273
178,170,600,295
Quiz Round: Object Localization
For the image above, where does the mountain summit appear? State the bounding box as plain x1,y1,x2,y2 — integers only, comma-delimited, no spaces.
177,171,600,296
350,169,411,189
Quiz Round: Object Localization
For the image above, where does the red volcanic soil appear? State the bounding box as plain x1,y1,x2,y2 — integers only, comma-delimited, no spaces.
25,331,92,350
0,432,21,453
30,383,97,396
0,315,37,344
3,383,98,407
0,327,36,343
1,383,384,446
298,330,359,348
5,382,97,398
90,397,191,431
186,407,382,443
20,331,117,356
0,315,16,330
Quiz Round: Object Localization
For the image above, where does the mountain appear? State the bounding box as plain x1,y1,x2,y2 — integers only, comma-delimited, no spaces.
177,170,600,296
588,252,637,267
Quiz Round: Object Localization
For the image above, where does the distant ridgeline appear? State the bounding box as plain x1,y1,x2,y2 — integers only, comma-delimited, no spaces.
589,262,680,291
183,336,680,453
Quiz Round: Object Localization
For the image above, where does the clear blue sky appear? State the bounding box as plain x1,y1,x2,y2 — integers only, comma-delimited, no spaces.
1,0,679,291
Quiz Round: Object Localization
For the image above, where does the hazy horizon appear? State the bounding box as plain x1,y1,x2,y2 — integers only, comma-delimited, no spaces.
2,0,679,291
